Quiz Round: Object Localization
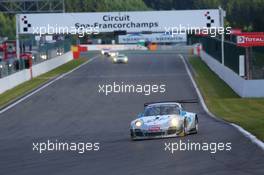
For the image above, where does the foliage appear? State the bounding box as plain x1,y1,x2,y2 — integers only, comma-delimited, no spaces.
65,0,149,12
0,13,15,39
144,0,264,31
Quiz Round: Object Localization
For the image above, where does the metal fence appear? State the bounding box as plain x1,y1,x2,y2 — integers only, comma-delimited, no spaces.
252,47,264,79
188,35,247,75
0,39,72,79
188,35,264,79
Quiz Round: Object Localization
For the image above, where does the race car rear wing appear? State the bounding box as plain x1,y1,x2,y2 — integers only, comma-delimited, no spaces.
144,99,198,107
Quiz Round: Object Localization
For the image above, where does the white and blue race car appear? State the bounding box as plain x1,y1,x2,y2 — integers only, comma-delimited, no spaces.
130,101,198,140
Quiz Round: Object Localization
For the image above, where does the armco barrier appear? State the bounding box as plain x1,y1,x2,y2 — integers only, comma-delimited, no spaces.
0,51,73,94
199,50,264,97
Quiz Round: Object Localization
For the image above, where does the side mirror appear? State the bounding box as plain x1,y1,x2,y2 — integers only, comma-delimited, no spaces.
137,113,144,118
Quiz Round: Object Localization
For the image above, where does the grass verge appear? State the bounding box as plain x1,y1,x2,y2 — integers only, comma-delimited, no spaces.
0,58,87,108
189,56,264,141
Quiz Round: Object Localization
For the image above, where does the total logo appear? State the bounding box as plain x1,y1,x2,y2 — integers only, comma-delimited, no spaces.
237,35,264,43
237,36,245,44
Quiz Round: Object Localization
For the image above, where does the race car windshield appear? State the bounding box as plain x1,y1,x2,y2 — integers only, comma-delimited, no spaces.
144,105,180,116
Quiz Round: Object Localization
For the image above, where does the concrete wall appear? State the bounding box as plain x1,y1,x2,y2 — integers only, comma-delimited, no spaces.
0,69,30,94
32,51,73,77
0,51,73,94
199,50,264,97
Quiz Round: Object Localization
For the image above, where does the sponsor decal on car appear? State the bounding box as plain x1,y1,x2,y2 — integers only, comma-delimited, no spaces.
148,125,161,132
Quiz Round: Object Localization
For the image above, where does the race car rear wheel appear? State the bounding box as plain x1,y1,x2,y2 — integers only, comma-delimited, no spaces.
179,119,187,137
193,117,198,134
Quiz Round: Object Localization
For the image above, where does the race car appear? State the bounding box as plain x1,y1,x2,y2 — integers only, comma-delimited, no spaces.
56,48,64,56
101,49,110,56
113,54,128,63
130,101,198,140
108,51,118,57
102,50,118,57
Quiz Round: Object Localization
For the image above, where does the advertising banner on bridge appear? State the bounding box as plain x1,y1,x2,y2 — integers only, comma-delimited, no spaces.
118,33,187,43
18,9,220,34
236,32,264,47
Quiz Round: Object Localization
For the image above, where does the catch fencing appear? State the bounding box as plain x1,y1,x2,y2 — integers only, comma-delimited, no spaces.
188,35,264,79
0,39,72,79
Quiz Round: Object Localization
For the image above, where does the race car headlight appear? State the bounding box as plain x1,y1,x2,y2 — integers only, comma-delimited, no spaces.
135,120,143,127
171,118,179,127
41,55,47,60
113,58,117,62
124,57,128,62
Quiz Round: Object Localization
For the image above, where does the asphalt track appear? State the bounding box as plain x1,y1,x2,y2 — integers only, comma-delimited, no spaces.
0,50,264,175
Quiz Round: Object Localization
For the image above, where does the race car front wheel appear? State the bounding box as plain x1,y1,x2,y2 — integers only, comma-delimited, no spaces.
130,130,134,138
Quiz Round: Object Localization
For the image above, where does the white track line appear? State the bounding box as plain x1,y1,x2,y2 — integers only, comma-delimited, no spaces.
0,56,98,114
179,54,264,151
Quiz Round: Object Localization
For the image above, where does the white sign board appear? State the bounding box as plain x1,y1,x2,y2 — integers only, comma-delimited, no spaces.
239,55,245,77
118,33,186,43
18,9,220,34
80,44,147,51
45,35,53,41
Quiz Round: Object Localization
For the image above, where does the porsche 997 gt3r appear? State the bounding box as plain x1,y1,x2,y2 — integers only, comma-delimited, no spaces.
130,101,198,140
113,54,128,63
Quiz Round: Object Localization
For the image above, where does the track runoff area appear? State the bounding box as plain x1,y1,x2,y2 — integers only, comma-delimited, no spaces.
1,9,262,175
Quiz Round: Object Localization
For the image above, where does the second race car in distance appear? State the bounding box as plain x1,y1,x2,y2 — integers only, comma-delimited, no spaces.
130,101,198,140
101,49,110,56
113,54,128,63
109,51,119,57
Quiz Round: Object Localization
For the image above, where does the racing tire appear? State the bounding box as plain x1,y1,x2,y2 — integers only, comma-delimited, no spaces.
130,130,135,140
179,119,187,137
193,117,198,134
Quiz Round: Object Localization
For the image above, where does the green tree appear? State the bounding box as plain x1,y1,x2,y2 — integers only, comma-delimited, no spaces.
0,13,15,39
65,0,149,12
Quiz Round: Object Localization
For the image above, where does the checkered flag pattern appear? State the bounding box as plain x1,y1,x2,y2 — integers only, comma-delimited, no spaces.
204,11,214,28
21,16,32,32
